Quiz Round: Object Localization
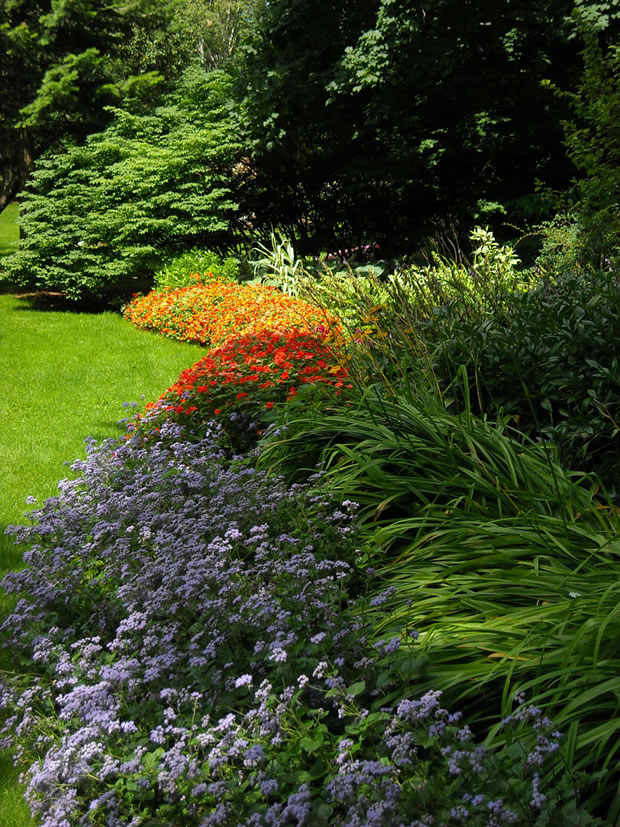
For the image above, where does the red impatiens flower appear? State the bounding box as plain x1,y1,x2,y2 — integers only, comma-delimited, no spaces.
132,328,351,450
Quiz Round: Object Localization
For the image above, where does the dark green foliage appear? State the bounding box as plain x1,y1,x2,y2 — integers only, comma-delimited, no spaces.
0,0,194,209
238,0,584,254
559,29,620,266
153,247,241,289
0,0,264,211
237,0,378,252
431,269,620,489
0,202,19,259
1,68,243,302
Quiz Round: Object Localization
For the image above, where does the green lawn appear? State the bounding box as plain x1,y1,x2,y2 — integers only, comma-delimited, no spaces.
0,293,202,824
0,203,19,259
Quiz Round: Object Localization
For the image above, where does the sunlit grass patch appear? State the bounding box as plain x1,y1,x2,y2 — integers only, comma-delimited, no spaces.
0,203,19,260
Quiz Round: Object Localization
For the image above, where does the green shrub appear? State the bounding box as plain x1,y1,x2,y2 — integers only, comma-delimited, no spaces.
153,247,241,289
285,227,620,485
555,28,620,268
296,227,531,328
432,269,620,488
291,228,536,407
531,213,587,277
1,67,243,303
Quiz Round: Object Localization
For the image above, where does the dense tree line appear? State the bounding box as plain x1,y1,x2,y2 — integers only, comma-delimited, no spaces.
0,0,262,210
1,0,618,298
240,0,576,252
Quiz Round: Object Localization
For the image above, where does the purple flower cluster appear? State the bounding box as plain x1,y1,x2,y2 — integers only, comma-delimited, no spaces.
0,424,369,822
0,423,579,825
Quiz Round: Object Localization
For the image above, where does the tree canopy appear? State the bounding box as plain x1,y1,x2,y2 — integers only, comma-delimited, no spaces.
2,0,619,298
239,0,600,254
0,0,261,209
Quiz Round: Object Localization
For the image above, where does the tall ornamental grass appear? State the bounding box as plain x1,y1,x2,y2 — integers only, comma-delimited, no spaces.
260,389,620,817
286,230,620,486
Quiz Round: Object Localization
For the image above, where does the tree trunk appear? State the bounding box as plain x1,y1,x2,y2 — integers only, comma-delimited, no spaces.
0,127,32,215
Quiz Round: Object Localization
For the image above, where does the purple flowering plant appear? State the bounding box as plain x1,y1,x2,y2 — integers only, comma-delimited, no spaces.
0,422,599,825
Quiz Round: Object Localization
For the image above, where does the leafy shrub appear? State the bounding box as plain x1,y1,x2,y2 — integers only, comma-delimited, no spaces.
123,277,338,346
1,68,242,302
287,228,537,406
131,329,352,450
549,27,620,268
432,268,620,487
153,247,241,290
531,213,587,277
296,228,532,332
0,426,598,825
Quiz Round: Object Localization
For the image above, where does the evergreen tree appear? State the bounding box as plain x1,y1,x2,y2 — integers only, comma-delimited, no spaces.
2,67,243,301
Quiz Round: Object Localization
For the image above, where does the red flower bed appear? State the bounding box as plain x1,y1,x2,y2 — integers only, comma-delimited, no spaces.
132,328,352,448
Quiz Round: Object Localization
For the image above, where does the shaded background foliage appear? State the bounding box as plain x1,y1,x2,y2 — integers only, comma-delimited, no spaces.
1,0,620,296
238,0,612,255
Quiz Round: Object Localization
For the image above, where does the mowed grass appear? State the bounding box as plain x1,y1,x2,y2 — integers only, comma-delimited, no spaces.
0,203,20,259
0,294,203,568
0,293,202,825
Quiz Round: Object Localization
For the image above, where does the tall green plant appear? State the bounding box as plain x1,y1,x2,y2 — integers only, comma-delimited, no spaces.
543,24,620,267
0,0,199,211
292,228,533,406
250,232,303,296
260,390,620,816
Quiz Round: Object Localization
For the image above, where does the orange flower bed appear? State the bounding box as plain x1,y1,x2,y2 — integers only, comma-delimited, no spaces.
123,275,339,347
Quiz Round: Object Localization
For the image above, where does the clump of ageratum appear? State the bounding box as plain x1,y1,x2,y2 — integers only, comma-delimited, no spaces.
1,424,588,825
